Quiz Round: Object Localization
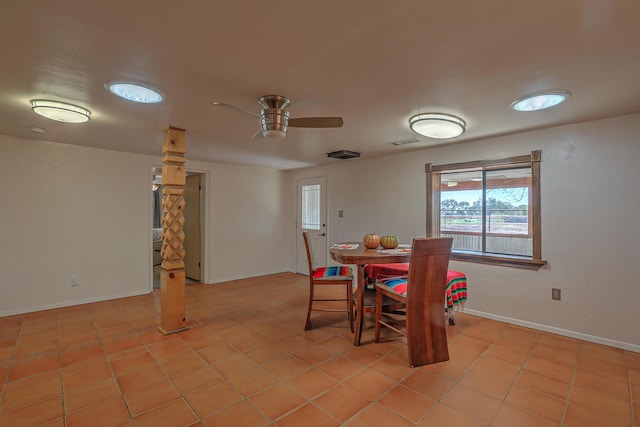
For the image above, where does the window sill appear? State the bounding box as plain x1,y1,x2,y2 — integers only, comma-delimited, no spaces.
450,251,547,270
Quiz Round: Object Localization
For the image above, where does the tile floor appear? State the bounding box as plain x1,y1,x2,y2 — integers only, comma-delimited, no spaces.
0,272,638,426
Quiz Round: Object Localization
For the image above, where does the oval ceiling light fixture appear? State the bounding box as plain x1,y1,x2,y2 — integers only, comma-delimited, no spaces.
409,113,466,139
30,99,91,123
511,91,570,112
106,82,164,104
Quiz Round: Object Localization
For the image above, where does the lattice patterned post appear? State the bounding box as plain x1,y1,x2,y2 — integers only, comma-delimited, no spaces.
159,127,188,335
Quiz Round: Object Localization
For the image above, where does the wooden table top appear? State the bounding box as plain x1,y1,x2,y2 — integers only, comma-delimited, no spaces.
329,243,412,265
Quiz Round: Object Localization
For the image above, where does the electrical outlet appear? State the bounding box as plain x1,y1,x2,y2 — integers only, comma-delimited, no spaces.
71,275,80,287
338,210,344,218
552,288,561,300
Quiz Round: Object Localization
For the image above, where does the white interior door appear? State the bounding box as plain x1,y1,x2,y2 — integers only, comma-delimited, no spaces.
184,173,202,281
296,177,327,274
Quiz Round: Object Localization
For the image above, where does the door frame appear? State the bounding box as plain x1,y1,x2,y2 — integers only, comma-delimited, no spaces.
296,176,328,274
150,165,207,290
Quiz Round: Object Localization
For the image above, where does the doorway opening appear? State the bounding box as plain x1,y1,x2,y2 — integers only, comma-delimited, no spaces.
151,167,205,289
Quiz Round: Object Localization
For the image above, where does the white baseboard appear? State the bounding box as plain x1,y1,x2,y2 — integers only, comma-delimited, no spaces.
0,289,151,318
464,309,640,353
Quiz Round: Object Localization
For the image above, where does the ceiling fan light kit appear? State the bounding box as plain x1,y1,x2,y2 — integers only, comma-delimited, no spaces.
409,113,466,139
30,99,91,123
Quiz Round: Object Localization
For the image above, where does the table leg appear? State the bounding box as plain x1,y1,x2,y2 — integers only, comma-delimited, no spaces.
354,264,365,346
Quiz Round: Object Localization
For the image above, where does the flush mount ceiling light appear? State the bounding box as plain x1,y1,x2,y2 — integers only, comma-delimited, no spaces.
30,99,91,123
106,82,164,104
409,113,466,139
511,91,570,112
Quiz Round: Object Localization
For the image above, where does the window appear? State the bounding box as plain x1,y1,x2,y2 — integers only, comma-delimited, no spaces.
301,184,321,230
426,151,546,270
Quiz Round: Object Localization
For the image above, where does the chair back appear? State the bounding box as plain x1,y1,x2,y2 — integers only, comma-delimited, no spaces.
406,237,453,365
302,231,315,276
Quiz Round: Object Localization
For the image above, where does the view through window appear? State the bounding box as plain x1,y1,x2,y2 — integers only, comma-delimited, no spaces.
440,168,532,256
426,151,546,269
301,184,321,230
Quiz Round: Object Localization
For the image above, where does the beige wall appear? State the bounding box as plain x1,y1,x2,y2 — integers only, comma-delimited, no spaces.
0,135,288,316
284,113,640,350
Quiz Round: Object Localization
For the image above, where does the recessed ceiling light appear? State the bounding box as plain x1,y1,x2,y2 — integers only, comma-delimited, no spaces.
409,113,466,139
106,82,164,104
511,91,570,112
30,99,91,123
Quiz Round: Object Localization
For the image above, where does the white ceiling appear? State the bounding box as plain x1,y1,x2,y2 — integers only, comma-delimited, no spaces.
2,1,639,170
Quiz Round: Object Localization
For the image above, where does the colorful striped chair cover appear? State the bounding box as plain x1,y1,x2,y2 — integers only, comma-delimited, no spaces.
377,270,467,320
313,266,352,279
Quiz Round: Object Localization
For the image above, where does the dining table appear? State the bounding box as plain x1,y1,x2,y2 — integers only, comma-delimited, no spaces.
329,243,412,346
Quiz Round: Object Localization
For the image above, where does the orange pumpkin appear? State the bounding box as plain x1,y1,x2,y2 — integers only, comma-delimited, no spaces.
380,235,399,249
363,232,381,249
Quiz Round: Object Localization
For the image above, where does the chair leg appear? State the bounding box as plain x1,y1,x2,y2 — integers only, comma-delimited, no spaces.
304,282,314,331
374,289,382,342
347,285,354,333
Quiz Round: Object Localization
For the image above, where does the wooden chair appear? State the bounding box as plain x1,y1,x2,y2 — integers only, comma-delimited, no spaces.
374,237,453,367
303,231,354,331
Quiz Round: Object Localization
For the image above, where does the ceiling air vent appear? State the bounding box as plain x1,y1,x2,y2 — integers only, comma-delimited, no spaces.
327,150,360,160
386,137,420,146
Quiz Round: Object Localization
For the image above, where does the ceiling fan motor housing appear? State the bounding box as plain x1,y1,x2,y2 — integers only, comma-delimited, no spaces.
260,108,289,139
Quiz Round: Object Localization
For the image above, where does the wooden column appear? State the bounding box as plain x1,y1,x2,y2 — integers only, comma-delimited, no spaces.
159,127,188,335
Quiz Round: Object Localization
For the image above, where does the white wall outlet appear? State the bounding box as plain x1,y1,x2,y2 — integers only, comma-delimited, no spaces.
552,288,561,300
71,275,80,287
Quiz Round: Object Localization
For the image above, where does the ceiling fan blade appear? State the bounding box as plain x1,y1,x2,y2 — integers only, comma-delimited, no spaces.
250,129,265,140
288,117,344,128
212,102,260,118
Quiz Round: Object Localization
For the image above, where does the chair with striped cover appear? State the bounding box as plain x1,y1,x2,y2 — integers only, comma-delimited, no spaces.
374,237,452,367
303,231,354,331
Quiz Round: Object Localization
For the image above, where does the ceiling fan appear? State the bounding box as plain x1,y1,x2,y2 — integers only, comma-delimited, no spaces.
213,95,343,140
